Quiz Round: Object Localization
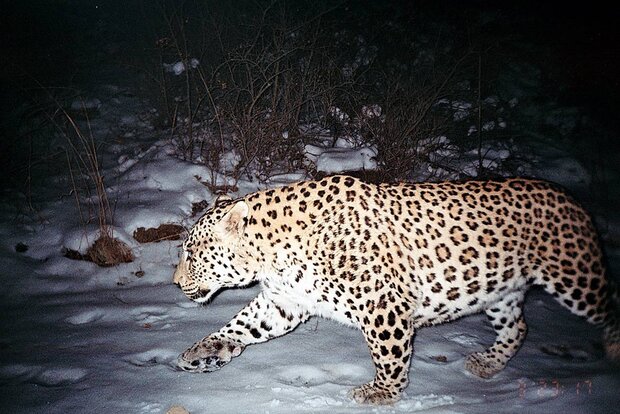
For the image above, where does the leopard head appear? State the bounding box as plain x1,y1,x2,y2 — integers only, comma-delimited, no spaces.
173,196,255,303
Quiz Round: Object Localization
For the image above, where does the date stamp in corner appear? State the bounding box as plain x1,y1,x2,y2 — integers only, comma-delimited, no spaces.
517,378,592,399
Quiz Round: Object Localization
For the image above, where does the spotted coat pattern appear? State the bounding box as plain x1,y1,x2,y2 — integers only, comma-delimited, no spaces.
173,176,619,405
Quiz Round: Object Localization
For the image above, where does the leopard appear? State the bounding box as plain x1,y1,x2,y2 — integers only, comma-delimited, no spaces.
173,175,620,405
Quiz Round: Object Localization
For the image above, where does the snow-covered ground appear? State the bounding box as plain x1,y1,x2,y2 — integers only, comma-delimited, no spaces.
1,85,619,414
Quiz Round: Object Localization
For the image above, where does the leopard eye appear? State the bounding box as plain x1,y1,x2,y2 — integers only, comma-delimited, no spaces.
183,250,193,260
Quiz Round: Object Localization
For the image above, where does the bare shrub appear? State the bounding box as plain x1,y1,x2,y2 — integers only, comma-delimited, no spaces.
143,1,358,183
34,93,115,230
357,86,444,181
215,10,355,180
359,53,472,181
42,92,134,266
137,2,482,183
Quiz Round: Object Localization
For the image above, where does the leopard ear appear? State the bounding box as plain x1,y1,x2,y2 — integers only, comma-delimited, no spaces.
213,194,233,207
215,200,248,238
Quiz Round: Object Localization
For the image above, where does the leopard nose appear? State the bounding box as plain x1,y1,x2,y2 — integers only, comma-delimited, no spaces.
173,263,186,285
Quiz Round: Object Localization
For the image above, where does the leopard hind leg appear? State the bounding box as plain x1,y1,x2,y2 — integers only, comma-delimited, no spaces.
538,263,620,362
465,290,527,378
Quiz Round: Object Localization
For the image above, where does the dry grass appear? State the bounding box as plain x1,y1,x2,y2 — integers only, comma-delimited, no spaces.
63,235,134,267
86,235,134,267
38,90,135,267
137,2,486,182
146,1,356,183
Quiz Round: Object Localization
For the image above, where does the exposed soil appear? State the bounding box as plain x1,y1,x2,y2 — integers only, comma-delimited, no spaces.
133,223,185,243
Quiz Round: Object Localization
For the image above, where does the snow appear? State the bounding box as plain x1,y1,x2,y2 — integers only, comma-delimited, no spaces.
1,83,619,414
163,59,200,76
305,139,378,174
316,146,378,173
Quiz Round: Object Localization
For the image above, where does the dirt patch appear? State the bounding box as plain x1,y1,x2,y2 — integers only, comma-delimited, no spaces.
430,355,448,363
133,223,185,243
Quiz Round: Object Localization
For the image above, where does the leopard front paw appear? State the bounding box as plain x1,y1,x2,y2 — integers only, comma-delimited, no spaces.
177,336,244,373
348,382,401,405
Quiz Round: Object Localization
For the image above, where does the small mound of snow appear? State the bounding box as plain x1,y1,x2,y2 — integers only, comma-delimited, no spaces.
277,365,330,387
118,154,139,173
0,364,37,382
65,309,106,325
163,59,200,76
451,101,472,121
308,145,377,174
328,106,350,123
395,394,455,412
446,333,481,347
33,367,88,387
124,349,178,369
219,150,241,172
361,104,382,118
267,172,309,186
298,395,344,409
333,137,358,149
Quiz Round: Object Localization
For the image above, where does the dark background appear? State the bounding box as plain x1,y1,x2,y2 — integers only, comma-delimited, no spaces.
1,1,619,188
